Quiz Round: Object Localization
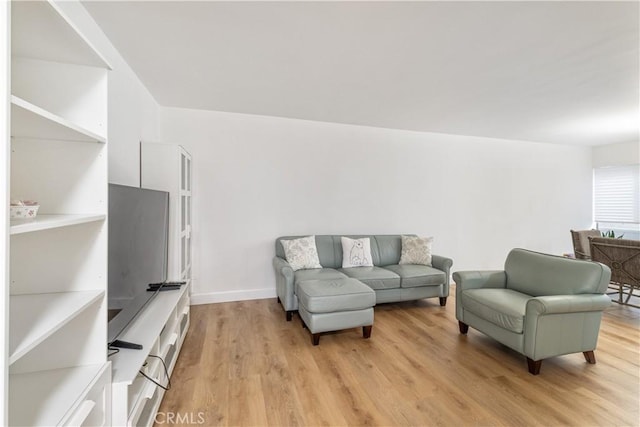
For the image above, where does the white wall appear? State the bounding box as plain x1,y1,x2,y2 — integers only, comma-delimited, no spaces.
57,2,161,187
592,141,640,168
160,107,593,304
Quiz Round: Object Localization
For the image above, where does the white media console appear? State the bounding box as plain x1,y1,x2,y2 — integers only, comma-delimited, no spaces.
110,284,190,427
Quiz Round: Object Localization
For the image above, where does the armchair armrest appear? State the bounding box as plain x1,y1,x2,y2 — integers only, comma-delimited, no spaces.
454,270,506,321
526,294,611,316
453,270,507,290
523,293,611,361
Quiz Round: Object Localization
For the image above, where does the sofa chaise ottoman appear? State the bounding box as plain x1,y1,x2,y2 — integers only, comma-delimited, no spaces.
273,235,453,321
297,278,376,345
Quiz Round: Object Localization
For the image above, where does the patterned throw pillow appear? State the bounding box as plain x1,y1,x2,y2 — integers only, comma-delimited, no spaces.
399,235,433,266
281,236,322,271
341,237,374,268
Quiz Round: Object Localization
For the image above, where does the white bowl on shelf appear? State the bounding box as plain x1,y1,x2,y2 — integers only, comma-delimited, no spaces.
10,205,40,219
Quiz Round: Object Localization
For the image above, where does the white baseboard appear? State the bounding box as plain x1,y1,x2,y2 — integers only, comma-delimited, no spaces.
190,287,277,305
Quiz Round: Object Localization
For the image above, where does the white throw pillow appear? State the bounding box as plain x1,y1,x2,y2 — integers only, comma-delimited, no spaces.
281,236,322,271
399,235,433,266
341,237,374,268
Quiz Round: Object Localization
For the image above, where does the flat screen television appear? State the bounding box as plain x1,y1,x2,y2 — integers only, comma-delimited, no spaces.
108,183,170,349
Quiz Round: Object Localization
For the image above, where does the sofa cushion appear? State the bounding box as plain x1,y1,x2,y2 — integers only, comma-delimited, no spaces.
339,266,401,290
297,278,376,313
374,235,403,266
383,264,446,288
461,288,531,333
294,268,347,287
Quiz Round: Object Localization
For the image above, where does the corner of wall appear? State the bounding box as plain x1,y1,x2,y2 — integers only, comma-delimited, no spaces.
592,141,640,168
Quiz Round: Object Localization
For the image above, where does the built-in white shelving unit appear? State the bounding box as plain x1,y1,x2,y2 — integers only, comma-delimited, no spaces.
141,142,193,284
2,1,112,425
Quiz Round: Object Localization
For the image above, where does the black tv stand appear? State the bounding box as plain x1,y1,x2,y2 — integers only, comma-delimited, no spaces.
110,339,143,350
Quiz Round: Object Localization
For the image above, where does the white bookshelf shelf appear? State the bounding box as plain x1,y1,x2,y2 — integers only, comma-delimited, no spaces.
10,214,106,235
9,363,107,427
11,0,111,69
9,290,104,364
11,96,106,143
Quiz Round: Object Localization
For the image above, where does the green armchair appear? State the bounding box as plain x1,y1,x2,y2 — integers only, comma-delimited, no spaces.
454,249,611,375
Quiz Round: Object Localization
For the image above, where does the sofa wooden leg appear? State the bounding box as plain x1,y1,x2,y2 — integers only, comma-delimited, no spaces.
312,333,320,346
583,351,597,364
363,325,372,339
277,296,281,303
458,321,469,334
286,311,293,321
527,358,542,375
439,297,447,306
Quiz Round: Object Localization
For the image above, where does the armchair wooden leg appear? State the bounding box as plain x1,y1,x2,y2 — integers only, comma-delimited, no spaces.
277,296,281,303
527,358,542,375
458,321,469,334
583,351,596,364
439,297,447,306
363,325,372,339
286,311,293,321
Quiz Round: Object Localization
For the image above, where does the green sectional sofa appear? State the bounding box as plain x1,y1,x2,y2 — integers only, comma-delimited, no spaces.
273,235,453,321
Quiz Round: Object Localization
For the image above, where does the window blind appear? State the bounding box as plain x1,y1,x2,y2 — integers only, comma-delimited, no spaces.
594,164,640,224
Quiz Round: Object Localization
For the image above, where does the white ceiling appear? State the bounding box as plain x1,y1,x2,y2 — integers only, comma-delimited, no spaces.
83,1,639,146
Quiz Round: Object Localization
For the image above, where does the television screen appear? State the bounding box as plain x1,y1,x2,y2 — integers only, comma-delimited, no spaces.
108,183,169,347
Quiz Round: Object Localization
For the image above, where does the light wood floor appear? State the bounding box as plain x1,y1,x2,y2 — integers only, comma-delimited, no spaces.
157,290,640,426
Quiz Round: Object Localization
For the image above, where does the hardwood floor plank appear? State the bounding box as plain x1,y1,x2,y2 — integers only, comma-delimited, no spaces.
227,375,269,426
156,292,640,427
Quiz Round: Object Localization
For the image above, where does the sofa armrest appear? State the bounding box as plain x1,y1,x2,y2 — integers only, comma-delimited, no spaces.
432,254,453,297
526,294,611,316
431,255,453,274
452,270,507,290
273,256,296,312
273,256,294,279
